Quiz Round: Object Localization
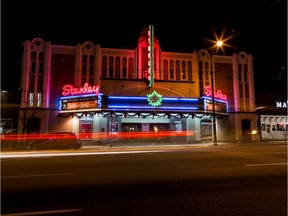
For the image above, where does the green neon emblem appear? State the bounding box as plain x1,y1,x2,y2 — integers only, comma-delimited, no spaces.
147,90,162,107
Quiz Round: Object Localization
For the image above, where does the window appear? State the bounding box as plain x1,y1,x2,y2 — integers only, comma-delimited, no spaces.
89,65,94,83
244,64,248,82
115,57,120,78
199,61,203,95
198,61,203,81
122,57,127,78
239,83,243,98
176,60,180,80
201,119,212,140
82,55,87,76
102,56,107,77
82,65,87,76
205,62,209,83
245,84,249,98
81,55,87,85
109,57,114,77
89,55,94,83
31,62,36,74
39,52,44,74
31,52,36,61
163,60,168,80
238,72,242,82
169,60,174,80
128,58,134,79
29,93,34,107
39,62,44,74
188,61,192,81
82,65,87,85
37,93,42,107
182,61,186,80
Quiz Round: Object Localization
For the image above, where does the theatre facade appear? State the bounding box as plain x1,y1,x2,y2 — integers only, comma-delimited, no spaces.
18,25,258,143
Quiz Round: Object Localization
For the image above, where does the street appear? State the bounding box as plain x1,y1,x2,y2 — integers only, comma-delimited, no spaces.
1,144,287,216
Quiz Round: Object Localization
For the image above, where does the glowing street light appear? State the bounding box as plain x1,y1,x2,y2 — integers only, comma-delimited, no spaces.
216,41,223,47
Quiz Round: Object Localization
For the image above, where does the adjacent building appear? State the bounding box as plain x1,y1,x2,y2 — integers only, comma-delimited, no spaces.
18,25,259,144
256,93,287,141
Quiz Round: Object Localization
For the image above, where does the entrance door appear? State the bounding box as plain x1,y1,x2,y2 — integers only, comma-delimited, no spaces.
201,119,212,140
80,121,92,140
241,119,251,141
27,118,41,134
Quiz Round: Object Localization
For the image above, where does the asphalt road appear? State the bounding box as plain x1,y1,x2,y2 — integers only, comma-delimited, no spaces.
1,144,287,216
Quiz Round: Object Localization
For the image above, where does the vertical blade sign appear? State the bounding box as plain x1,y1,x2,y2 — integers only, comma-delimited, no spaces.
147,24,154,88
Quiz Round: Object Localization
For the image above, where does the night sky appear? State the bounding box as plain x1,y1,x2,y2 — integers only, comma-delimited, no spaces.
1,0,287,95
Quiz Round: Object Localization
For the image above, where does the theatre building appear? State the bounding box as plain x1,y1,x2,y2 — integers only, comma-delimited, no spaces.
18,25,258,144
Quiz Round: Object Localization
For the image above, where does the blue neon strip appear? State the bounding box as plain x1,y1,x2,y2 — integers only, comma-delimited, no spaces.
59,100,62,110
108,105,199,110
162,98,178,101
98,93,103,107
108,96,198,101
163,98,199,101
109,96,147,100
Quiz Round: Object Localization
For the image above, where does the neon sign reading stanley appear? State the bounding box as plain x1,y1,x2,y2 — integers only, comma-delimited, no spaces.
62,83,100,96
204,86,227,101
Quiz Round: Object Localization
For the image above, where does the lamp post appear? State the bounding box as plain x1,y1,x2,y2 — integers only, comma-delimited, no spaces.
210,40,223,145
210,52,217,146
207,39,223,145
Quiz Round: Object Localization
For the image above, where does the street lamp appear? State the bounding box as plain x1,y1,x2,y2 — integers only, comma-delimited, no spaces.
210,52,217,146
210,41,223,146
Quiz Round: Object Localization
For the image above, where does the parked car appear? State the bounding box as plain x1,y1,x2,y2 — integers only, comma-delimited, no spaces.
26,132,83,150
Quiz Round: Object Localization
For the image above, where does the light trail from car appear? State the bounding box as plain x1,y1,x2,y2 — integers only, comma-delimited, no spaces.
0,149,168,159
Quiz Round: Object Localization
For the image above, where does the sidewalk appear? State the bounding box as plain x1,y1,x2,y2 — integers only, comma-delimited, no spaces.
1,139,286,152
81,139,287,150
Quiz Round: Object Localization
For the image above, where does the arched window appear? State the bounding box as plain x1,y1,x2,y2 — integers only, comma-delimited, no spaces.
102,56,107,77
109,57,114,77
122,57,127,78
163,60,168,80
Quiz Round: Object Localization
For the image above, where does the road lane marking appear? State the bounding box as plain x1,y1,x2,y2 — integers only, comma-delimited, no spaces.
245,163,288,167
1,209,83,216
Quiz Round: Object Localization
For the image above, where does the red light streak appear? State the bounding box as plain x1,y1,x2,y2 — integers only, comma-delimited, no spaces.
1,131,195,142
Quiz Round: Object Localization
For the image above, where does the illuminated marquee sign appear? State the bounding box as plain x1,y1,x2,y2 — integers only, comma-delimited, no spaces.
60,96,99,111
62,82,100,96
59,83,101,111
147,24,154,88
204,99,228,113
204,86,227,101
66,101,98,110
